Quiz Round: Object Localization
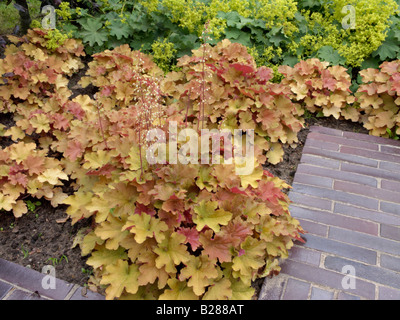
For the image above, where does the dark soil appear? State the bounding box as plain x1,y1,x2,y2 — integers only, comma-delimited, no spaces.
0,42,369,298
0,201,93,286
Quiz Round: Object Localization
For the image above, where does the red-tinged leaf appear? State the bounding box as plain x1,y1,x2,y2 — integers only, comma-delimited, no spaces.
65,140,84,161
229,187,247,195
321,70,336,91
380,61,400,75
86,164,115,178
254,180,284,205
66,101,85,120
9,163,24,174
256,66,273,83
52,113,69,130
221,218,252,247
263,170,274,178
134,202,156,216
158,209,184,228
177,227,201,251
200,230,233,263
161,196,185,214
9,172,28,187
359,83,378,95
256,109,277,128
100,85,115,97
23,155,45,175
231,63,255,75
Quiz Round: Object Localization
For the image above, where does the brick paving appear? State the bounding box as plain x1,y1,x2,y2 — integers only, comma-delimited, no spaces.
260,126,400,300
0,258,104,300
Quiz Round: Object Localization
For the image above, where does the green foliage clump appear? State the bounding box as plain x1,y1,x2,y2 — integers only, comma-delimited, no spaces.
151,38,177,73
297,0,399,67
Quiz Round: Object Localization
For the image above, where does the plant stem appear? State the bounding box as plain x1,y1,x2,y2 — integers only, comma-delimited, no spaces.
96,102,109,150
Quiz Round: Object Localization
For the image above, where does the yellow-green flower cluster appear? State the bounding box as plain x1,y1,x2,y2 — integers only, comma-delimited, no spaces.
297,0,399,67
151,38,177,73
56,1,72,21
140,0,298,38
44,29,71,51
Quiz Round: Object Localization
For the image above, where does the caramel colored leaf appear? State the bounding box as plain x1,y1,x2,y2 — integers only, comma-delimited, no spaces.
100,259,140,300
193,200,232,233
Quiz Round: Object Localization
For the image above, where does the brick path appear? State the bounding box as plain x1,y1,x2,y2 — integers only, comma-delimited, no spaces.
260,126,400,300
0,258,104,300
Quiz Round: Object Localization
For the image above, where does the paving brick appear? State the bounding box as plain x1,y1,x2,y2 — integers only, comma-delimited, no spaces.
0,280,12,299
288,246,321,266
341,162,400,182
380,201,400,216
380,161,400,173
289,191,333,211
378,286,400,300
324,255,400,290
334,180,400,204
380,254,400,273
299,154,341,170
309,126,343,136
308,131,380,151
302,146,379,167
296,164,377,187
340,145,400,163
380,145,400,155
6,289,48,300
310,287,334,300
300,233,377,264
380,224,400,241
343,131,400,147
335,203,400,226
337,291,361,300
280,259,376,299
69,287,105,300
290,205,379,235
381,179,400,192
282,278,311,300
306,138,340,151
0,258,74,300
292,183,379,210
329,227,400,256
294,173,333,188
259,274,287,300
295,218,328,237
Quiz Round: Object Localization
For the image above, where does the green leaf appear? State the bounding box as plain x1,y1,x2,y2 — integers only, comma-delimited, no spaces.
361,57,380,70
281,55,299,67
109,20,132,40
77,17,108,47
373,38,400,61
315,46,346,66
218,11,241,28
224,28,252,47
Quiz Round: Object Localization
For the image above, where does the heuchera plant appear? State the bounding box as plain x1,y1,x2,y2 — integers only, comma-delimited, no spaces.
356,60,400,138
0,29,85,216
161,39,305,165
62,45,305,300
279,58,359,122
